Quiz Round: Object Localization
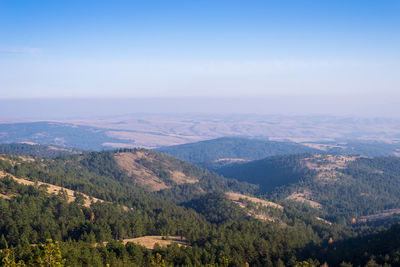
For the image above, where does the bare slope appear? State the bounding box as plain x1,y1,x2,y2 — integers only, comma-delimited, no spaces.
118,236,188,249
226,192,284,222
114,151,199,191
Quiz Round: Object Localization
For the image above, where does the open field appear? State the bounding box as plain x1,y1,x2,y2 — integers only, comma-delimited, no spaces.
103,236,189,249
63,114,400,148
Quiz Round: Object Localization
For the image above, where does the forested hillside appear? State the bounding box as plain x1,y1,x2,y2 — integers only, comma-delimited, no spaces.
217,154,400,222
0,149,399,266
318,223,400,266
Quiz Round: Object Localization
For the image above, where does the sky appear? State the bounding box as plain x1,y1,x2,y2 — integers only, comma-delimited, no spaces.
0,0,399,103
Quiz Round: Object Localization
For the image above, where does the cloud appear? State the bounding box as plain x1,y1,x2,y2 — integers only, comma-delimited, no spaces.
0,47,42,57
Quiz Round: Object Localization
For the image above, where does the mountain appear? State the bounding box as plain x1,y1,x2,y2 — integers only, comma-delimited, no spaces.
0,121,133,150
217,154,400,221
156,137,321,169
0,148,339,266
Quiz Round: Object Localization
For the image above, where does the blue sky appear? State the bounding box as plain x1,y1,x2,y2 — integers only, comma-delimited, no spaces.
0,0,399,99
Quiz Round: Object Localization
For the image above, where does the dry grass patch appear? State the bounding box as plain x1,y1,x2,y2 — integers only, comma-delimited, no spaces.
302,154,363,184
114,152,169,191
0,193,11,200
17,155,35,162
302,143,345,151
226,192,283,210
315,217,332,225
286,190,322,209
360,209,400,222
0,154,35,168
114,151,198,191
170,171,198,185
213,158,251,163
104,236,189,249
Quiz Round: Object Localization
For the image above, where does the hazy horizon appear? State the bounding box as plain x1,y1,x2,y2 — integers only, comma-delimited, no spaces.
0,96,399,120
1,1,399,106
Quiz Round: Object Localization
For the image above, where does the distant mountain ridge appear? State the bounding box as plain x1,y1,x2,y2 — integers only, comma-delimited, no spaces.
0,121,133,150
157,137,400,170
156,137,320,169
0,143,78,158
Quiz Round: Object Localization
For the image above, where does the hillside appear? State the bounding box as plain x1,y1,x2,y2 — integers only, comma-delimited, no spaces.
317,223,400,267
0,149,400,266
217,154,400,222
156,137,320,169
